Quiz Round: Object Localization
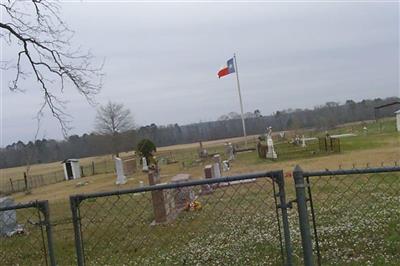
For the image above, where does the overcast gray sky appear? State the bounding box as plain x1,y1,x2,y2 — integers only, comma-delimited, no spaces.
1,1,399,146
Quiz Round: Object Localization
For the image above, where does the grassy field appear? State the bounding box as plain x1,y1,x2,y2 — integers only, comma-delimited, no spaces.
1,119,399,265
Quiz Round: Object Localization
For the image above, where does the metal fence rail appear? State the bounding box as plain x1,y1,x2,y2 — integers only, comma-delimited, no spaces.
70,170,293,265
0,200,56,266
294,166,400,266
2,165,399,265
0,160,116,195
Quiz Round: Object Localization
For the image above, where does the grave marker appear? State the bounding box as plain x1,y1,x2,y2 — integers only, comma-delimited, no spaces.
266,127,277,159
122,156,136,176
301,135,307,148
225,142,235,161
142,157,149,172
171,174,194,210
204,164,214,179
148,170,174,224
114,157,127,185
0,197,17,237
213,154,222,178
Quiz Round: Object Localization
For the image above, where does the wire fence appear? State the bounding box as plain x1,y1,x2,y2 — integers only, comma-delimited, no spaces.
0,200,56,265
1,165,399,266
293,166,400,265
0,159,115,195
69,170,292,265
80,159,115,177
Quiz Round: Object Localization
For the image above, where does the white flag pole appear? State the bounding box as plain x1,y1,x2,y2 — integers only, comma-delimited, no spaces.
233,53,248,147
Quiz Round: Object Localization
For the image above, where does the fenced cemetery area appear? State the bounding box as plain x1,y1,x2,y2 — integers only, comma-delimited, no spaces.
1,118,399,265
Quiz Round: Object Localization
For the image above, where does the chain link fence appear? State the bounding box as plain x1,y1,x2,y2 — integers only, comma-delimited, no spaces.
293,166,400,265
70,170,293,265
1,165,399,265
0,200,56,265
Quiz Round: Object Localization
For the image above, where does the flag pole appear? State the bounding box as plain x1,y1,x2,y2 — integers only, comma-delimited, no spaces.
233,53,248,147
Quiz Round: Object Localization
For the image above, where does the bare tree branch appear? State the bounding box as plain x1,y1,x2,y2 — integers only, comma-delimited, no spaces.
1,0,103,136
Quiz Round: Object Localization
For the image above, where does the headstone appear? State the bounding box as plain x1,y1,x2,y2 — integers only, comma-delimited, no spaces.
222,160,230,171
266,136,277,159
363,126,368,135
204,165,214,179
225,143,235,161
171,174,194,210
148,170,173,224
114,157,127,185
396,110,400,132
213,154,222,178
0,197,17,237
257,142,267,158
198,141,208,158
142,157,149,172
122,156,136,176
301,135,307,148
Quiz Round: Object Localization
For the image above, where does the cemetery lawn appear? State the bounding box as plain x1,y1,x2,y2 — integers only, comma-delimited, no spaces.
8,118,399,203
2,118,399,265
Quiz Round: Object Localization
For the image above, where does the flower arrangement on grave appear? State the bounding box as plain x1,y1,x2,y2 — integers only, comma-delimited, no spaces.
186,200,202,211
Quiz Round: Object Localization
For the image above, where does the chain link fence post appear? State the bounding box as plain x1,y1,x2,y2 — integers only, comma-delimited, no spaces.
37,200,57,266
293,165,314,266
70,195,85,266
275,170,293,266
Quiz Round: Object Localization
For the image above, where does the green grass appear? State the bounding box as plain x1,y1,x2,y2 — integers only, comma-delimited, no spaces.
4,172,398,265
1,119,399,265
297,172,400,265
64,179,286,265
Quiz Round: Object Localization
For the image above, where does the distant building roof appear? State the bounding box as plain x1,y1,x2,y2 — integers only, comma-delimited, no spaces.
375,101,400,110
395,110,400,114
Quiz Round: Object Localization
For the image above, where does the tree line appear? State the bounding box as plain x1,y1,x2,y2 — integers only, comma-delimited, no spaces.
1,96,398,169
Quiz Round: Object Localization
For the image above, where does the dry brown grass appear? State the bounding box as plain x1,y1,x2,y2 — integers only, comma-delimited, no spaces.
157,134,260,151
0,152,137,183
11,144,399,204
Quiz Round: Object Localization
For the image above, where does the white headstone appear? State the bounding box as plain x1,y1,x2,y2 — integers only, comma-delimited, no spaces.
363,126,368,135
226,143,235,161
213,163,221,178
212,154,222,178
396,110,400,132
0,197,17,237
228,143,235,161
266,136,278,159
222,160,230,171
142,157,149,172
114,157,127,185
301,135,307,148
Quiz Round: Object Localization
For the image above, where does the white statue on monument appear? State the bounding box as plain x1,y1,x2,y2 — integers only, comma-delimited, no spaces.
266,126,277,159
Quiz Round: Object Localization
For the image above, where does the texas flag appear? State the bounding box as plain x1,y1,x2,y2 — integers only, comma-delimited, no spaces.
217,58,235,78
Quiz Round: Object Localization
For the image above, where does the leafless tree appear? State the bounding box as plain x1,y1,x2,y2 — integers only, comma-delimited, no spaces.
1,0,103,135
95,101,134,155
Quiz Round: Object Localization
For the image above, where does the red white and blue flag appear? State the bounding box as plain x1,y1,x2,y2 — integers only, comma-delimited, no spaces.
217,58,235,78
